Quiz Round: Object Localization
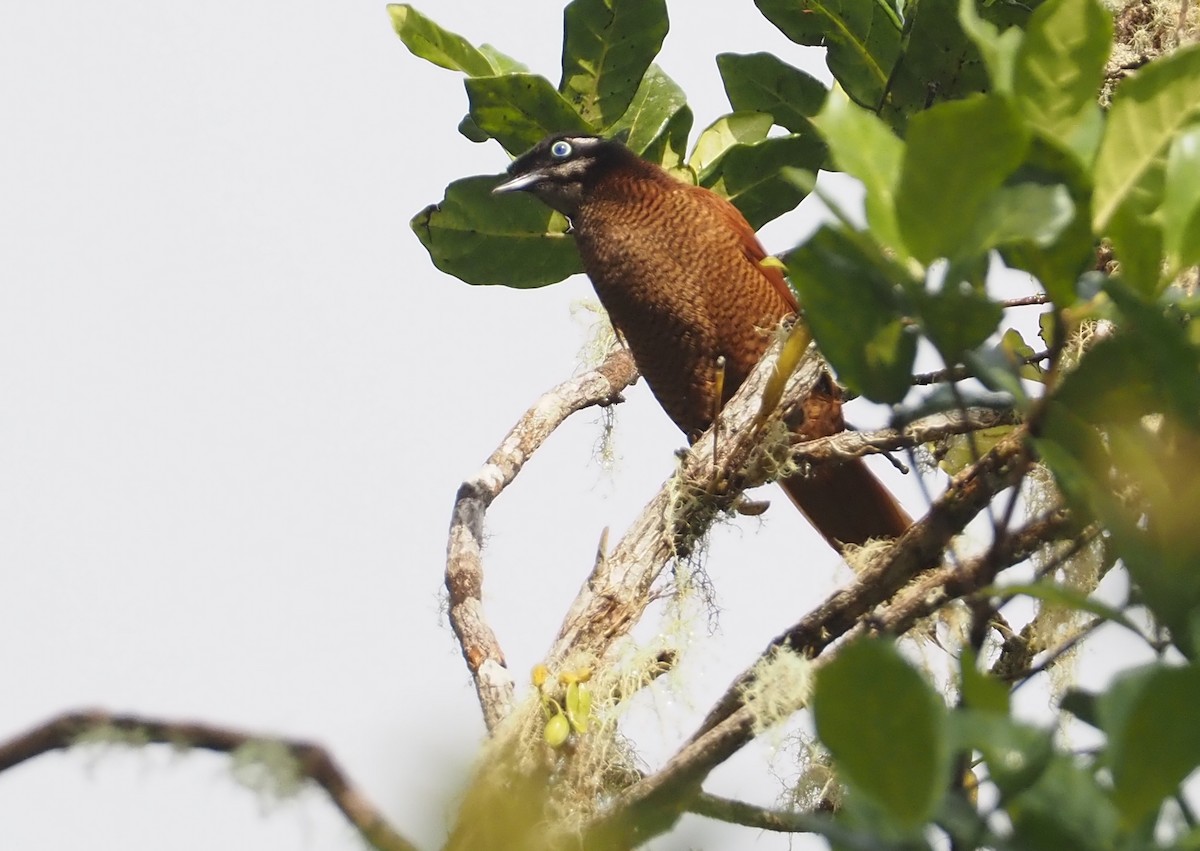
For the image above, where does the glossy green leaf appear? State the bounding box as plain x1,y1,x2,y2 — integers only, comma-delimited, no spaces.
465,74,593,155
1008,755,1119,850
411,175,582,287
813,87,906,255
897,94,1029,263
787,227,917,403
388,4,495,76
560,0,668,128
814,639,949,827
1162,123,1200,274
958,0,1023,92
1099,662,1200,825
607,64,692,168
716,52,827,134
1093,44,1200,230
1013,0,1111,156
754,0,901,110
699,133,822,230
687,112,773,177
965,183,1076,255
881,0,991,130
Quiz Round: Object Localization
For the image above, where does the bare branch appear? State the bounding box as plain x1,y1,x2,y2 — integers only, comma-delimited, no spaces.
689,791,830,833
866,509,1079,639
445,347,638,731
0,710,418,851
1000,293,1050,308
790,407,1017,463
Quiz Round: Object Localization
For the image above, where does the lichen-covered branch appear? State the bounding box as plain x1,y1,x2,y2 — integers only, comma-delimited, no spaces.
445,347,638,731
547,339,830,671
578,428,1037,848
0,710,418,851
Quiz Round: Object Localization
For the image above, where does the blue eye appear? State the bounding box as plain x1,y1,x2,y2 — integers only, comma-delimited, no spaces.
550,140,573,158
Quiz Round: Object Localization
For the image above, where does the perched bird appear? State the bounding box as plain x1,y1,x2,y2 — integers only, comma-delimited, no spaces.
494,134,911,551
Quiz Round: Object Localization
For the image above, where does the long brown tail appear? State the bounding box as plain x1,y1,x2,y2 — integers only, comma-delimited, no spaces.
781,459,912,552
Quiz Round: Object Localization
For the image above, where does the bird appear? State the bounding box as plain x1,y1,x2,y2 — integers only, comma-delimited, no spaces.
493,133,911,551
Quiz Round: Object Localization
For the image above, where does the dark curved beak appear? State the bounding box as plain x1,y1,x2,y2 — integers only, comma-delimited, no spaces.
492,172,542,194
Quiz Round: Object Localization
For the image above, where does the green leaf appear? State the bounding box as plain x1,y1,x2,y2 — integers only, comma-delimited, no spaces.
1007,755,1119,851
896,94,1030,263
814,639,949,827
560,0,668,128
881,0,991,130
1013,0,1111,156
1099,662,1200,826
813,86,907,255
787,227,918,403
716,52,828,135
952,710,1053,798
1037,284,1200,647
687,112,773,177
477,44,529,75
411,175,582,287
1059,688,1099,728
699,134,823,230
985,582,1137,633
959,648,1010,714
754,0,901,110
915,277,1002,362
965,183,1076,255
1162,123,1200,274
1108,178,1166,295
958,0,1023,92
607,64,692,169
1093,44,1200,229
1000,328,1046,382
465,74,593,155
998,138,1098,305
388,4,495,76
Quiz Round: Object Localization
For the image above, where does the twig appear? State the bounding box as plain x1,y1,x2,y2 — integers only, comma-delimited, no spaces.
0,710,418,851
445,347,638,731
689,792,828,832
911,351,1048,386
1000,293,1050,308
789,407,1016,463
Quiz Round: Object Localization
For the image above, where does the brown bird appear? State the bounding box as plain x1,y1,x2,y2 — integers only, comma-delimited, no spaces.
494,134,911,551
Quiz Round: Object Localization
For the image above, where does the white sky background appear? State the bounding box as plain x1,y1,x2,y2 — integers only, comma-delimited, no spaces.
0,2,1146,849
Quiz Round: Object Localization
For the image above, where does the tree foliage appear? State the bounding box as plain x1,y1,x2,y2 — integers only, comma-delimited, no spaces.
395,0,1200,849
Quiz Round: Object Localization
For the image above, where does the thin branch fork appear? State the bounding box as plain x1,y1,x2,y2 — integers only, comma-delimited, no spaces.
445,347,638,732
579,427,1036,849
0,710,418,851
